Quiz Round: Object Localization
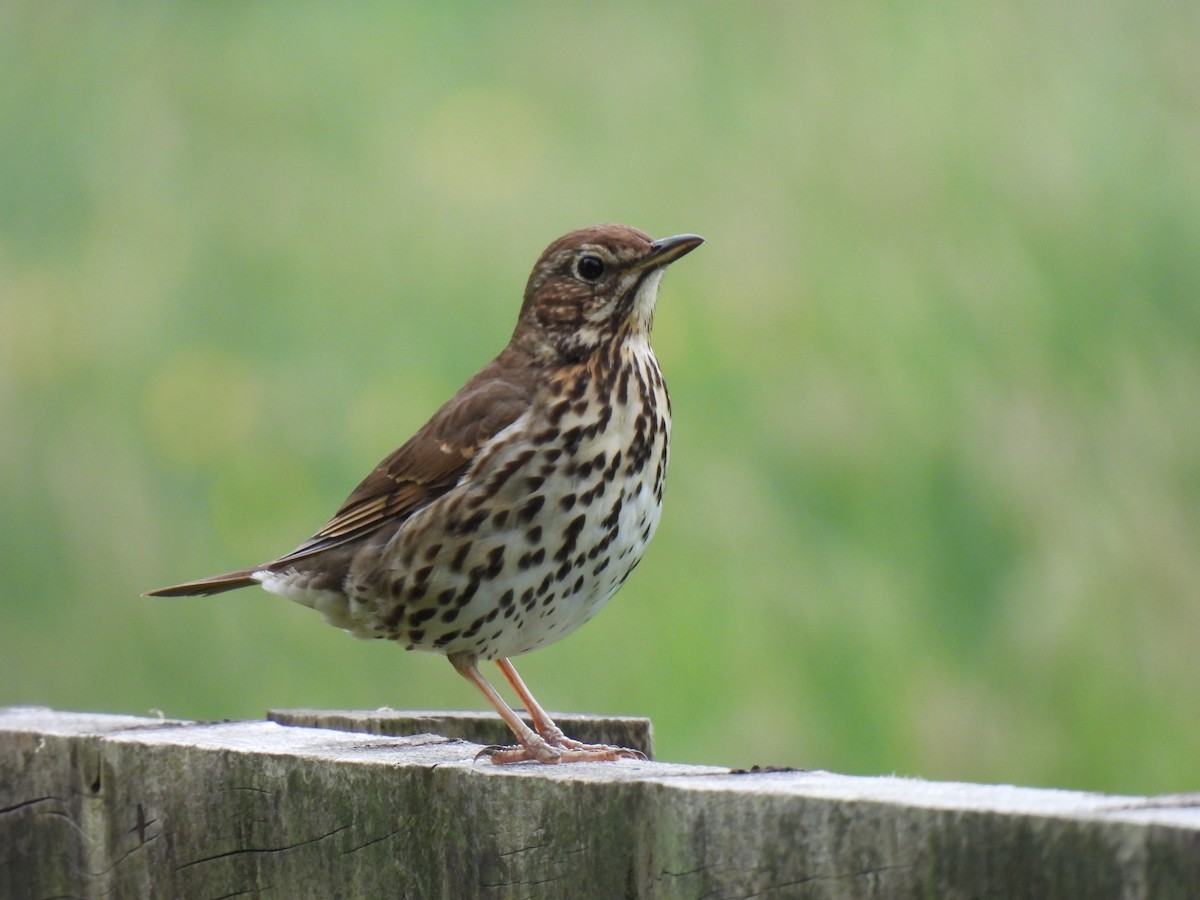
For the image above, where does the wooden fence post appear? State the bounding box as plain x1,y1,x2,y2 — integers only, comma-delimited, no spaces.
2,707,1197,898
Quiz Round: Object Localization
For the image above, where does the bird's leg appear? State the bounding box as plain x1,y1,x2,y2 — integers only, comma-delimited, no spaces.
492,658,572,744
449,653,563,763
494,658,645,761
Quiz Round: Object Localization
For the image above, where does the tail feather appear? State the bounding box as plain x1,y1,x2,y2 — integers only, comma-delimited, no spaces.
144,568,263,597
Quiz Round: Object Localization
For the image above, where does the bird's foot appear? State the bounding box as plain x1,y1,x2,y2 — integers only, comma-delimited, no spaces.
534,722,648,761
476,731,644,765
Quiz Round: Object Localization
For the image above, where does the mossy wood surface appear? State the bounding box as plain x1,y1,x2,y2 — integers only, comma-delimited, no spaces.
2,707,1197,899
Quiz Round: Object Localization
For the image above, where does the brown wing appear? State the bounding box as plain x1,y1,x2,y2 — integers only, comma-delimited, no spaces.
269,352,537,566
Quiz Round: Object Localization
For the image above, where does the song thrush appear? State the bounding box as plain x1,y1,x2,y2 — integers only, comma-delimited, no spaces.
148,224,703,763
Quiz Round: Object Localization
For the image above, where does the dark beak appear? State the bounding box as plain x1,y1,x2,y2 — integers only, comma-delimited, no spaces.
630,233,705,271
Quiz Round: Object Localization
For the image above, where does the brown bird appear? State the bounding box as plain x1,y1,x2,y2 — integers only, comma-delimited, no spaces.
148,224,703,763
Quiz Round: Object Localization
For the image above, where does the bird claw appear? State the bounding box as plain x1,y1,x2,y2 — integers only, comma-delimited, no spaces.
474,744,527,763
476,735,643,765
547,735,647,761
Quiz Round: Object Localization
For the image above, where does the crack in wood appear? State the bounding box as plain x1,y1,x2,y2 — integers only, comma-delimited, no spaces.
0,796,61,817
174,824,354,871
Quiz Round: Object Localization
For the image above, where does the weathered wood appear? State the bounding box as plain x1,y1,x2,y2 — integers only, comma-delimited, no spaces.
268,707,653,758
2,707,1198,899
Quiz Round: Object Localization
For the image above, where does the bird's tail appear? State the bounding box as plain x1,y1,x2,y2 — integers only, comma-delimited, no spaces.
144,567,262,597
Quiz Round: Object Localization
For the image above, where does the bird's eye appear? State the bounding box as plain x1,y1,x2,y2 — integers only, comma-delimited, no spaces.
575,255,605,282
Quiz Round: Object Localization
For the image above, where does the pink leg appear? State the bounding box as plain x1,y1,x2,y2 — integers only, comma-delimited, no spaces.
449,653,562,763
494,658,645,761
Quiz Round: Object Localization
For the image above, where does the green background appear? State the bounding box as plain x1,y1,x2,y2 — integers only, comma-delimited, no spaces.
3,2,1198,795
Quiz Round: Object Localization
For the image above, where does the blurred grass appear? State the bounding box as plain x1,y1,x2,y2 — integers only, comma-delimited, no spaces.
3,1,1199,794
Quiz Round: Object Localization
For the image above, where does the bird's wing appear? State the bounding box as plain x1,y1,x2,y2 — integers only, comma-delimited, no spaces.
271,358,536,566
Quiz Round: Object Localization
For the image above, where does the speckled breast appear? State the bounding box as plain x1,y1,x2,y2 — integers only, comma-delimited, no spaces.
344,338,671,660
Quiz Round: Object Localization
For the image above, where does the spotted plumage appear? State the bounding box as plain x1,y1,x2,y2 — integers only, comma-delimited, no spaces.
147,224,703,763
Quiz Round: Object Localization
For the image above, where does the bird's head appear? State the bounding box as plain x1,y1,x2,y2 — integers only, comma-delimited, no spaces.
513,224,703,364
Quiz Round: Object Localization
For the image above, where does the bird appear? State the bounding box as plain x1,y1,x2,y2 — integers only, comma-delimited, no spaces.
147,224,703,763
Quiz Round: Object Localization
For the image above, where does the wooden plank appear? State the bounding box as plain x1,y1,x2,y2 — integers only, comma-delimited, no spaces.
2,707,1198,899
267,707,654,758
